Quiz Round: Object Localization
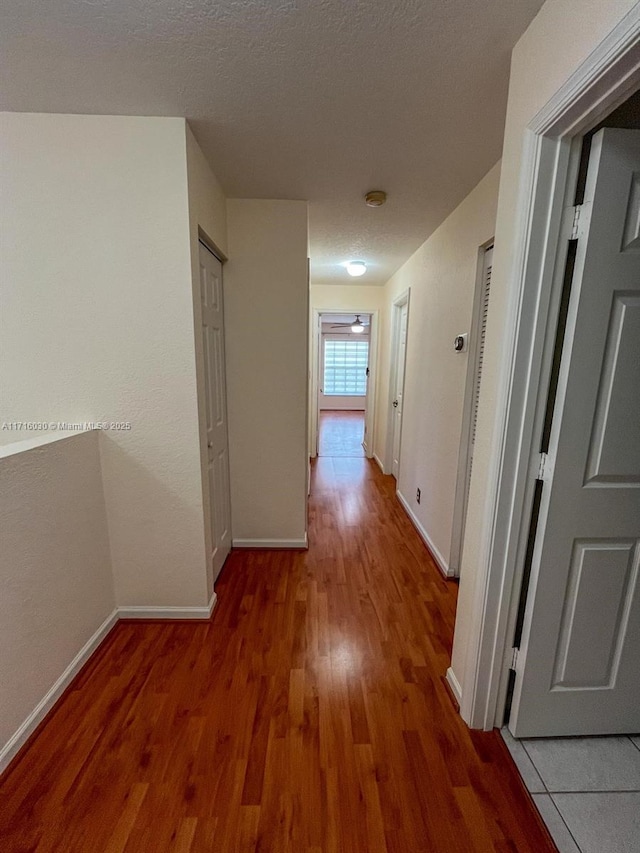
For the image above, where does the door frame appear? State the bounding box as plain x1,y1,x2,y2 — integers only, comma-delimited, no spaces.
455,11,640,730
384,289,411,477
450,241,494,578
309,309,379,459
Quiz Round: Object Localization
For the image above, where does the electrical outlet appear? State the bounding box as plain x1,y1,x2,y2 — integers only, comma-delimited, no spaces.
416,488,421,504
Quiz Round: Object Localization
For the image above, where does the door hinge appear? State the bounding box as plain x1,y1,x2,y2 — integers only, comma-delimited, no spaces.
570,204,582,240
510,647,519,672
536,452,548,482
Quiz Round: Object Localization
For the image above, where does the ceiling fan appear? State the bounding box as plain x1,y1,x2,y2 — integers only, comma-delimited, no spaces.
330,314,367,334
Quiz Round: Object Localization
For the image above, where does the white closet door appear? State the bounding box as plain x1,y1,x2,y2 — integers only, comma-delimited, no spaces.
199,242,231,582
469,247,492,491
391,303,408,480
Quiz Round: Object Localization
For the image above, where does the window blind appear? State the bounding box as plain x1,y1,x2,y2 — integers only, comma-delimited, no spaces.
323,339,369,396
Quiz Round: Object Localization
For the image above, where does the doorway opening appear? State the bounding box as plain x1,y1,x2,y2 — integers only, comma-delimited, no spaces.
457,21,640,738
505,89,640,738
317,314,370,457
454,40,640,849
310,310,378,460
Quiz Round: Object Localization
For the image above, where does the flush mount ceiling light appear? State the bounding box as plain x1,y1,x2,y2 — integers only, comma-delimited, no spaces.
365,190,387,207
345,260,367,277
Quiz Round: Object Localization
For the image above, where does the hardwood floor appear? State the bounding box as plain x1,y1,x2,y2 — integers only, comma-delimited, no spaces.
0,456,556,852
318,410,365,457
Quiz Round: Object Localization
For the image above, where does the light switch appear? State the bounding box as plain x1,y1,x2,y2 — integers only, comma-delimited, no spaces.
454,333,468,353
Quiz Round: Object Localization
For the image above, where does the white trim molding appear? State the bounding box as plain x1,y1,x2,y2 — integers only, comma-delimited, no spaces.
0,609,119,774
396,489,452,578
446,667,463,707
117,592,218,621
459,7,640,731
232,536,308,550
373,453,386,473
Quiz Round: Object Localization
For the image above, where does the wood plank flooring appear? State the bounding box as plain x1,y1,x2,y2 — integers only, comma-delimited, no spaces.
0,456,556,852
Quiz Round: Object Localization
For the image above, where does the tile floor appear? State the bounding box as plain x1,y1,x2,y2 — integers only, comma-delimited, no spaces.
318,410,365,457
501,728,640,853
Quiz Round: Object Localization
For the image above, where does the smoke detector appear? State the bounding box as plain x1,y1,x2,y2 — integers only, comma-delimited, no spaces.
365,190,387,207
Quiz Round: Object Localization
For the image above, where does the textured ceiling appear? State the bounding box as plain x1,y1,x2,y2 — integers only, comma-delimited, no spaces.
1,0,545,286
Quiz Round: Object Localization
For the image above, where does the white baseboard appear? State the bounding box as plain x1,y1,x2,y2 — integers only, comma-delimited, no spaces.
396,489,452,578
118,592,217,620
373,453,386,473
0,608,119,775
232,535,308,550
446,667,463,706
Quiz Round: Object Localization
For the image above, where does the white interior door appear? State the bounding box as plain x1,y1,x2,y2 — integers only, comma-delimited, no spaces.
199,241,231,583
451,246,493,575
468,247,492,490
391,302,408,479
510,129,640,737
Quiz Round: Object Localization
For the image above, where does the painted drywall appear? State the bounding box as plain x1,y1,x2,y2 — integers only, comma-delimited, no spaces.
319,398,366,411
0,431,115,765
450,0,639,703
185,123,229,598
0,112,209,608
310,285,386,312
374,162,501,573
225,199,309,544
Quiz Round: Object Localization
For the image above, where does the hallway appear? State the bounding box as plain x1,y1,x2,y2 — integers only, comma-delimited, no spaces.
0,458,555,852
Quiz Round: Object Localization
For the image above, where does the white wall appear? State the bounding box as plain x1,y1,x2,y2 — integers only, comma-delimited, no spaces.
0,431,115,771
450,0,639,701
185,123,229,598
310,284,385,313
225,199,309,546
374,164,501,573
0,113,209,608
319,397,366,411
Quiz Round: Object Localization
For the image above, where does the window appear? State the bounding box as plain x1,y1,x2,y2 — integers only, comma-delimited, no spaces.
323,339,369,396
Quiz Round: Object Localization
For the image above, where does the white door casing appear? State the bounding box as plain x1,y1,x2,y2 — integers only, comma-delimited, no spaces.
199,242,232,583
362,348,370,452
391,301,409,480
509,129,640,737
